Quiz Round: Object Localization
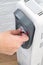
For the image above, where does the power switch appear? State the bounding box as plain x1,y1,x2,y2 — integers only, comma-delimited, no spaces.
14,9,35,49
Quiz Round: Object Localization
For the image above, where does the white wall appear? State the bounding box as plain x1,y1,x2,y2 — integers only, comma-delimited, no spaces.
0,1,18,32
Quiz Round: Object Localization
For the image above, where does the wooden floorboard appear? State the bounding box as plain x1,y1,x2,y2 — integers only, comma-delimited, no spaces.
0,53,18,65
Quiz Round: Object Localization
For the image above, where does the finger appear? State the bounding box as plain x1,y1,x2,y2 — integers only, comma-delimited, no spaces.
8,29,22,35
20,33,29,44
8,33,29,47
11,29,22,35
14,33,29,45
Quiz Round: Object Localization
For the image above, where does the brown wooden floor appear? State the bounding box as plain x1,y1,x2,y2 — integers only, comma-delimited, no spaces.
0,53,18,65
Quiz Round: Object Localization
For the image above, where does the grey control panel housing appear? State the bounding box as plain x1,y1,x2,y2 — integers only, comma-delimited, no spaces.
14,9,35,49
24,0,29,2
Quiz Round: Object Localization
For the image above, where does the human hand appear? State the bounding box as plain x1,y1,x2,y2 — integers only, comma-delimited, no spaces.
0,29,29,55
